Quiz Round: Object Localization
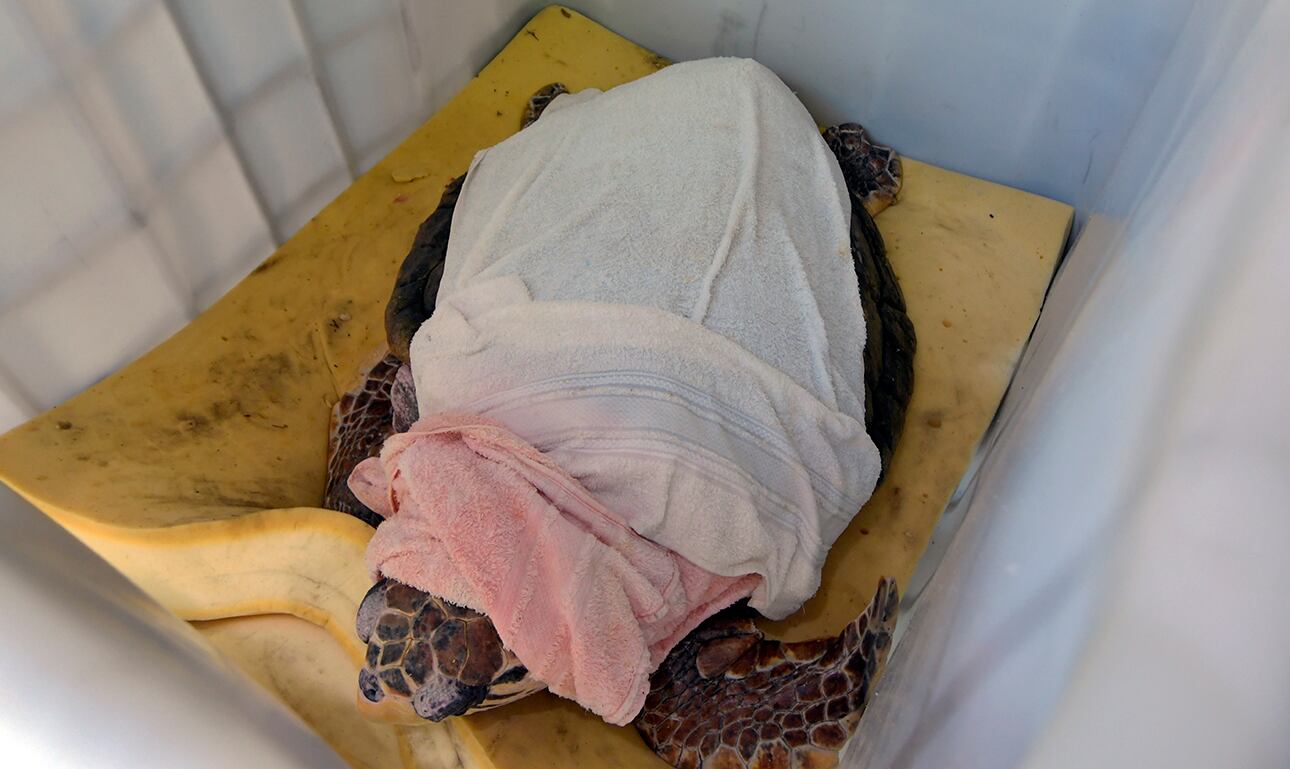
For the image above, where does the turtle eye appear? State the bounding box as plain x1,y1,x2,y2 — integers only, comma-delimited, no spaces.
355,580,389,643
493,664,530,685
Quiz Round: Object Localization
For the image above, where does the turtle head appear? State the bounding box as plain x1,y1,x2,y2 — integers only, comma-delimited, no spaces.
360,668,489,722
354,578,545,724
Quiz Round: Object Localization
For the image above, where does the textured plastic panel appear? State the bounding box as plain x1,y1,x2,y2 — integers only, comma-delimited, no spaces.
540,0,1194,217
0,228,188,408
0,483,351,769
1,3,1285,767
845,1,1289,767
0,0,519,429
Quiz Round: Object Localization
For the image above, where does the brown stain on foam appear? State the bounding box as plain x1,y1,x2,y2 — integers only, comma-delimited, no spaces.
206,352,297,406
175,411,214,437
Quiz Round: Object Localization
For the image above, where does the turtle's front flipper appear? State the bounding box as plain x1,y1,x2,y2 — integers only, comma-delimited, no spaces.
324,354,403,526
829,124,915,477
355,578,546,724
637,578,899,769
823,124,902,218
387,82,569,361
324,353,417,525
385,175,462,362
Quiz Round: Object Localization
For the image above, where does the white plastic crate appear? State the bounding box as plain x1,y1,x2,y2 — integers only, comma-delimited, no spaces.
0,1,1285,767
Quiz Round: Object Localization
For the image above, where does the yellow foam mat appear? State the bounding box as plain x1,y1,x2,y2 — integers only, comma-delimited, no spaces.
0,7,1071,769
195,614,465,769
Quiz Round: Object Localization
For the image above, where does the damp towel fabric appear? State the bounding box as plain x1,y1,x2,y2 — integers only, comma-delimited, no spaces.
351,413,759,725
361,57,881,721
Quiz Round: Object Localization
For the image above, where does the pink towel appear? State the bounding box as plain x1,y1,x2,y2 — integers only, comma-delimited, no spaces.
349,413,758,724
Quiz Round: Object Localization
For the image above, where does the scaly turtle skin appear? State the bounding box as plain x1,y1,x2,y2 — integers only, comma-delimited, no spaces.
521,82,570,128
324,83,915,769
639,578,898,769
824,124,903,217
324,353,401,527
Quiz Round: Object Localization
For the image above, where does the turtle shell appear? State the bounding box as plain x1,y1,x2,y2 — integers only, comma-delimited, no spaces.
326,112,916,765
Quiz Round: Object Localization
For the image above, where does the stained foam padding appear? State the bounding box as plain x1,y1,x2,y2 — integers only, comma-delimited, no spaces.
195,614,468,769
0,7,1071,769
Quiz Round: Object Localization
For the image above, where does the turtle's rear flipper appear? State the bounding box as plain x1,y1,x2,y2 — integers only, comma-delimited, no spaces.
828,124,915,477
637,578,899,769
521,82,570,129
823,124,902,218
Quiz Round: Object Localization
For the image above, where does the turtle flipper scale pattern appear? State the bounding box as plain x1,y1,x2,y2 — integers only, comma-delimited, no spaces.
823,123,903,218
521,82,570,129
324,168,461,525
637,578,899,769
323,353,402,526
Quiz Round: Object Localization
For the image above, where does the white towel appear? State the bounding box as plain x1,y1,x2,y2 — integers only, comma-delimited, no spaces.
409,58,880,619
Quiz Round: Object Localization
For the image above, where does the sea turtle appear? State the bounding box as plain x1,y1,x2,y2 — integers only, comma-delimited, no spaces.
324,81,915,769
